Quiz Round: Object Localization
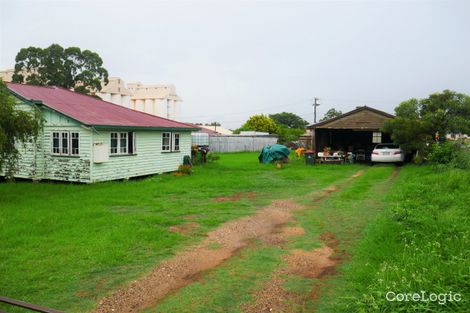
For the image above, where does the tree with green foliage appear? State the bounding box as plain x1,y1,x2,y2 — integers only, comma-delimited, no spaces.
276,125,305,144
269,112,308,129
420,90,470,137
382,90,470,155
381,99,431,154
12,44,109,95
268,112,309,144
0,79,42,178
236,114,278,133
320,108,342,121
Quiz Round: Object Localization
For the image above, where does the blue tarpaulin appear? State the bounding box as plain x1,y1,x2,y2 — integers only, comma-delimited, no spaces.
258,144,291,164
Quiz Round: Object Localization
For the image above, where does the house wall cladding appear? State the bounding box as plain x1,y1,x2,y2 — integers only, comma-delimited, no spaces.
3,102,41,179
11,136,42,179
41,107,93,182
42,127,92,182
209,136,278,153
4,114,93,182
91,130,192,182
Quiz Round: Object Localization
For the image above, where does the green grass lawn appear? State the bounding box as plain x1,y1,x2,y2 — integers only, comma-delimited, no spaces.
2,153,468,313
316,165,470,312
144,164,470,313
147,165,395,313
0,152,362,312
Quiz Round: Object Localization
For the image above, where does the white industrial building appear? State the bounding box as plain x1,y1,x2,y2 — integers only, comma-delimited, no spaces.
97,77,182,121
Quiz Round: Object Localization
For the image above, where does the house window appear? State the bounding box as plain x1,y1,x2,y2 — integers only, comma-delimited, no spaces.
110,133,118,154
51,131,79,156
119,132,128,154
71,133,80,155
110,132,135,155
128,132,135,154
162,132,171,151
52,132,60,154
173,133,180,151
372,132,382,143
162,132,181,152
61,132,69,154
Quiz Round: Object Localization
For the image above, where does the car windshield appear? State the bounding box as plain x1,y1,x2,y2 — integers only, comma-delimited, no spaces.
375,144,400,149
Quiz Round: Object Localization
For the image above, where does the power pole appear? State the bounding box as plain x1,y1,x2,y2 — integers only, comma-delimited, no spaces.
313,97,320,123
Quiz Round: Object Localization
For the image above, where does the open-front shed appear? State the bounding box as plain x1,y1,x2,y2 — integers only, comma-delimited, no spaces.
308,106,394,162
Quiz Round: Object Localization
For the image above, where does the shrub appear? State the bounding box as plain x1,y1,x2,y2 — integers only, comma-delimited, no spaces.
427,141,456,164
207,153,220,162
177,164,192,175
450,143,470,169
428,140,470,169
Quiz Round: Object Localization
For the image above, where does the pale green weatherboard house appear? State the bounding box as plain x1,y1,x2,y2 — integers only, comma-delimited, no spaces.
4,83,198,183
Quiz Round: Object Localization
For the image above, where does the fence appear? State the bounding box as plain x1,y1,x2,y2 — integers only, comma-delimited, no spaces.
208,135,278,153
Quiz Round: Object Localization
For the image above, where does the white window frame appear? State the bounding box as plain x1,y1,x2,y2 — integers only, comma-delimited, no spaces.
173,133,180,151
119,132,128,154
61,132,69,155
51,131,80,156
162,132,171,151
162,132,181,152
52,132,61,155
71,132,80,156
110,132,135,155
129,132,136,154
110,132,119,154
372,132,382,144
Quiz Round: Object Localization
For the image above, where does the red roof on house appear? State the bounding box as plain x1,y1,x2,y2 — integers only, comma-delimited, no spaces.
6,83,198,130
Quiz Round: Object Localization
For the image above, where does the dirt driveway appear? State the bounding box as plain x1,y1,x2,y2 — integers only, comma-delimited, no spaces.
94,168,398,313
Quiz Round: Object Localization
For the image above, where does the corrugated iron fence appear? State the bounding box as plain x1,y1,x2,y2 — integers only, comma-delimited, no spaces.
208,135,278,153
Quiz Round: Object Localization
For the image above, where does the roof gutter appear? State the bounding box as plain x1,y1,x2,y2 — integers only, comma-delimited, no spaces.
7,88,43,105
90,125,198,132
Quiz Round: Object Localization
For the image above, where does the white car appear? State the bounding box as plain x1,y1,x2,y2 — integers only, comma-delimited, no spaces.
371,143,405,163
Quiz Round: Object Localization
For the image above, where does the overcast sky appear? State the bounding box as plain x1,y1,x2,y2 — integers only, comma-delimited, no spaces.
1,0,469,128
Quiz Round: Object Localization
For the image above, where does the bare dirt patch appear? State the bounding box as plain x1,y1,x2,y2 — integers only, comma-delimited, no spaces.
244,246,338,313
284,247,337,279
168,222,199,235
75,290,91,298
243,273,294,313
182,214,200,221
350,170,365,178
213,191,257,202
280,226,305,239
93,199,303,313
319,232,339,249
310,169,365,204
390,167,400,179
312,185,338,203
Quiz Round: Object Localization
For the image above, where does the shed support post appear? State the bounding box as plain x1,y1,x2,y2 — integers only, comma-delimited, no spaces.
311,128,316,152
